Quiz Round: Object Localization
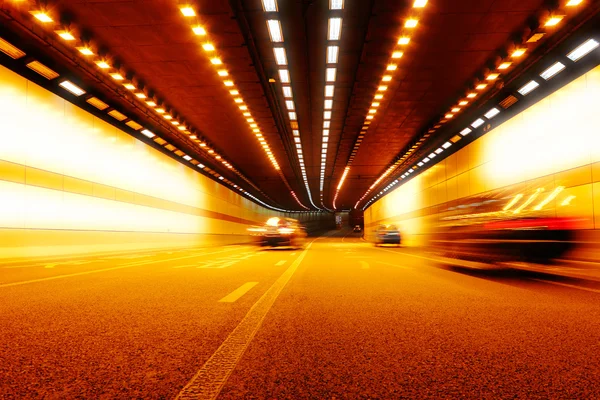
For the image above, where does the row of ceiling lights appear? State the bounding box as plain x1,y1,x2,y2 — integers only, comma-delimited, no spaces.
320,0,345,206
361,36,599,210
355,0,588,209
261,0,312,210
7,1,289,211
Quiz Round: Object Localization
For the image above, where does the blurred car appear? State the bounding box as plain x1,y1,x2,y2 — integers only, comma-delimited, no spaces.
429,186,586,266
353,225,362,233
248,217,307,249
374,224,401,246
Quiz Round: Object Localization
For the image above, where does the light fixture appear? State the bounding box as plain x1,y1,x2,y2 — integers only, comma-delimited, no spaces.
382,75,392,82
466,92,477,98
77,47,94,56
566,0,583,5
540,62,566,80
234,98,244,103
31,11,53,23
484,107,500,119
423,157,430,163
328,18,342,40
445,113,453,119
192,26,206,36
330,0,344,10
413,0,427,7
451,107,460,112
141,129,155,138
278,69,290,83
86,97,109,110
283,86,293,97
110,73,124,80
498,62,512,70
135,92,147,99
324,85,335,97
274,47,287,65
471,118,484,128
95,60,110,69
327,46,339,63
435,148,443,154
476,83,487,90
230,89,239,95
56,30,75,41
374,94,383,100
398,37,410,45
387,64,397,71
459,100,468,106
180,6,196,17
59,80,85,96
202,43,215,52
518,80,539,95
567,39,599,61
289,111,297,120
267,20,283,42
326,67,337,82
224,80,234,87
262,0,278,12
442,142,452,149
324,99,333,109
545,15,564,27
486,73,499,80
460,127,472,136
210,58,222,65
324,111,332,119
405,19,418,28
378,86,388,91
123,83,136,90
26,61,59,80
217,70,228,77
286,100,295,109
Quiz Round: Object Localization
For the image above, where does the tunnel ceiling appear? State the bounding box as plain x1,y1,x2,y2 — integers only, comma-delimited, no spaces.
0,0,595,211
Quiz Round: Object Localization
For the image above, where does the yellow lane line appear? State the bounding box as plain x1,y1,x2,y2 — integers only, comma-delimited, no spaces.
175,240,314,400
275,260,286,266
531,279,600,294
218,282,259,303
360,261,370,270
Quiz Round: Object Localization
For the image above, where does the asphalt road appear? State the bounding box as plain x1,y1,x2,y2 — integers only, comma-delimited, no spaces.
2,231,600,399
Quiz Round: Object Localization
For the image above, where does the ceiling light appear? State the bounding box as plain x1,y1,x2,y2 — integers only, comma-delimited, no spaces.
382,75,392,82
289,111,297,120
31,11,53,22
234,98,243,103
451,107,460,112
141,129,155,138
445,113,453,119
423,157,430,163
135,92,147,99
324,99,333,109
59,80,85,96
374,94,383,100
156,108,165,114
460,127,472,136
326,67,337,82
278,69,290,83
229,89,240,95
518,80,539,95
327,46,339,63
210,58,222,65
466,92,477,98
459,100,468,106
192,26,206,36
239,105,248,110
224,80,234,87
540,62,566,80
566,0,583,5
330,0,344,9
267,20,283,42
324,85,335,97
108,110,127,121
471,118,484,128
429,153,436,158
123,83,136,90
324,111,332,119
274,47,287,65
324,121,330,128
163,115,173,120
110,73,124,80
77,47,94,56
442,142,452,149
486,73,499,80
398,37,410,45
372,102,380,107
56,30,75,41
435,148,443,154
498,62,512,70
94,60,110,69
567,39,599,61
26,61,59,80
283,86,293,97
286,100,295,110
545,15,564,26
485,107,500,119
262,0,278,12
328,18,342,40
386,64,397,71
180,6,196,17
217,70,229,77
511,48,526,57
405,19,418,28
86,97,109,110
202,43,215,52
378,86,388,91
178,126,187,131
476,83,487,90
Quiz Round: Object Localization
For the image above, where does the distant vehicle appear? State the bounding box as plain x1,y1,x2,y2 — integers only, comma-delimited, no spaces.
248,217,307,249
374,224,401,246
353,225,362,233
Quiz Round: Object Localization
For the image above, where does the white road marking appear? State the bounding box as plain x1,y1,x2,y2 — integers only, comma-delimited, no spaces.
376,261,411,269
360,261,370,270
176,240,314,400
531,279,600,294
275,260,286,266
218,282,259,303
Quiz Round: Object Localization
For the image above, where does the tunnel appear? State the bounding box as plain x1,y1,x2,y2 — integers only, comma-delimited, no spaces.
1,0,600,398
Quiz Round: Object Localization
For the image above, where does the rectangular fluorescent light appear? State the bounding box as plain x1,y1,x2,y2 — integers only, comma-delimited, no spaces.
202,43,215,52
484,107,500,119
123,83,136,90
110,73,124,80
330,0,343,9
126,120,143,130
59,80,85,96
471,118,485,128
77,47,94,56
324,99,333,109
442,142,451,149
417,162,423,167
460,127,472,136
180,6,196,17
96,61,111,69
324,121,330,128
285,100,295,110
328,18,342,40
567,39,599,61
267,20,283,42
498,62,512,70
289,111,297,120
31,11,53,23
26,61,59,80
413,0,427,7
435,148,443,154
398,37,410,45
545,15,564,27
141,129,155,138
108,110,128,121
282,86,292,97
86,97,109,110
183,155,192,161
324,111,332,120
274,47,287,65
192,26,206,36
540,62,566,80
327,46,339,63
326,67,337,82
405,19,418,28
262,0,278,11
278,69,290,83
0,37,26,59
324,85,335,97
423,157,430,163
518,80,539,96
429,153,436,158
56,30,75,41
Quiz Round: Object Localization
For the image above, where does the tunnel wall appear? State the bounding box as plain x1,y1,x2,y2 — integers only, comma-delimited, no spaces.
364,65,600,246
0,64,309,258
